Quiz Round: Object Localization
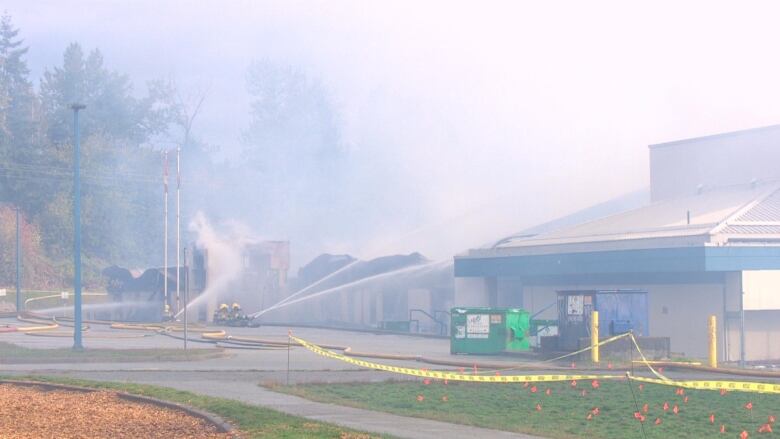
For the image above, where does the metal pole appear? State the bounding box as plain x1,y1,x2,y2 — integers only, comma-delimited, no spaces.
176,146,181,314
71,103,85,351
15,207,21,314
740,290,746,368
591,310,599,364
183,246,188,351
163,150,169,316
708,315,718,368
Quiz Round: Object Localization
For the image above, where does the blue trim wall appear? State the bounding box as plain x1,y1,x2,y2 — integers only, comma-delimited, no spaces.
454,246,780,278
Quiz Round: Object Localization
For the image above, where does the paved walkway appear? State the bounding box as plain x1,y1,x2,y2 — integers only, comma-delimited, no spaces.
10,370,540,439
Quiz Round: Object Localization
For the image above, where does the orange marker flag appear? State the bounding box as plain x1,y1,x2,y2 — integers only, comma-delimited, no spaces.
641,403,648,413
672,404,679,415
709,413,715,424
607,362,613,369
535,403,542,412
745,402,754,411
591,380,600,389
758,424,772,433
570,379,577,388
720,389,728,396
423,379,431,385
523,382,530,388
769,415,776,424
654,417,662,425
545,388,552,396
720,424,726,434
663,402,670,412
591,407,601,416
416,395,425,402
683,396,689,404
638,383,644,391
530,385,538,393
740,430,749,439
586,413,593,421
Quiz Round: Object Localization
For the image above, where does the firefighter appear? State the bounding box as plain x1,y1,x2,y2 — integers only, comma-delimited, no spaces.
231,302,242,319
216,303,229,322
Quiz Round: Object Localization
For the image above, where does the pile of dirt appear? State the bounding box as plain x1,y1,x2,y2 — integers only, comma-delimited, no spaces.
0,384,233,439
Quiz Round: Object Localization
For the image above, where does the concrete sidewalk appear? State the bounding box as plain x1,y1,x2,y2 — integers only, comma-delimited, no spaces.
12,370,540,439
136,378,540,439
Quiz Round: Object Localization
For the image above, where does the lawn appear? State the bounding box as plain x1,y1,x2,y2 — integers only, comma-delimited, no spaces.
275,377,780,438
1,375,386,439
0,341,225,363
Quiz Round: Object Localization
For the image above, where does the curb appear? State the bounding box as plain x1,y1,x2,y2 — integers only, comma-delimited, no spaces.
0,379,238,436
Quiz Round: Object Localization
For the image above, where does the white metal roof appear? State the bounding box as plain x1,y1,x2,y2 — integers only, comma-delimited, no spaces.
469,182,780,257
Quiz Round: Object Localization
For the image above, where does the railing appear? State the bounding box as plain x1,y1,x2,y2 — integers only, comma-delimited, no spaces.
409,309,448,336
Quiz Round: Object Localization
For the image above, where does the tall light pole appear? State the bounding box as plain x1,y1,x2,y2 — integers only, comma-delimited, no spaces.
15,206,21,314
71,103,85,351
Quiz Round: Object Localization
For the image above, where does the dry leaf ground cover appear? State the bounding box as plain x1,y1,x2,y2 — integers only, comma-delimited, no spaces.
0,383,232,439
1,377,389,439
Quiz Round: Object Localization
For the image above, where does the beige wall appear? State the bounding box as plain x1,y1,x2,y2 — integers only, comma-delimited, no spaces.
744,311,780,360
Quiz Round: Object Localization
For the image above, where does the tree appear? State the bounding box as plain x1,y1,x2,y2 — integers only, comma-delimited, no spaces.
242,61,347,241
0,12,38,210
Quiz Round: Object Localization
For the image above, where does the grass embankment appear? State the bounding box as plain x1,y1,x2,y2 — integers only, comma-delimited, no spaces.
276,379,780,438
0,341,225,363
1,376,386,439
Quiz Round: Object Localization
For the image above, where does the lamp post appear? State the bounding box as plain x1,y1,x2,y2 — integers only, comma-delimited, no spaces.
15,206,21,314
71,103,86,351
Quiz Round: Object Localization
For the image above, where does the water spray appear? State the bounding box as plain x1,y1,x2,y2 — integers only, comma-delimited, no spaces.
253,258,362,317
251,259,450,318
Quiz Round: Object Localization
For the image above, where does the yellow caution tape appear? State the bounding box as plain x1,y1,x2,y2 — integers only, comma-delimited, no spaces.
628,374,780,395
628,333,673,383
544,332,630,363
292,336,621,383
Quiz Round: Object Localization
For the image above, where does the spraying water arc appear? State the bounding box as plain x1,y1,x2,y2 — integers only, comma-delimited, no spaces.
251,259,451,318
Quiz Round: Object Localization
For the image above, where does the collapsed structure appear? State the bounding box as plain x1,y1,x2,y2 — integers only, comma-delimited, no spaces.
455,125,780,362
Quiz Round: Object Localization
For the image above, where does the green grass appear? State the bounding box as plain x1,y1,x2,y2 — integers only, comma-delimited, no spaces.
275,378,780,438
0,341,225,363
1,375,387,439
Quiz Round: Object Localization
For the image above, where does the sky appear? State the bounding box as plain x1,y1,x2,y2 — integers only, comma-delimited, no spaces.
6,0,780,264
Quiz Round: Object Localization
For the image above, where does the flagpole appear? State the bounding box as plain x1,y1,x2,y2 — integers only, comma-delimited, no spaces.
176,145,181,314
163,150,169,316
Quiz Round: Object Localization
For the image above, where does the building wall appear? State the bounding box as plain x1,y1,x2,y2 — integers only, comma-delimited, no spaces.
744,310,780,360
454,277,491,307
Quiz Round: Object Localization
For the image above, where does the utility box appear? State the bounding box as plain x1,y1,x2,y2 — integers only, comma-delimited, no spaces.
450,307,530,354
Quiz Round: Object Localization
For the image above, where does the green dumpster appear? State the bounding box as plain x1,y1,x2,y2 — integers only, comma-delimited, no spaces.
450,307,530,354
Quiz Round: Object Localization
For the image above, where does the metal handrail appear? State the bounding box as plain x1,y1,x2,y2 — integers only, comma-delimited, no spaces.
409,309,447,336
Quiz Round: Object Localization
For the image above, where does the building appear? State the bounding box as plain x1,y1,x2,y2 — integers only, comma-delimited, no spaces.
189,240,290,321
454,125,780,362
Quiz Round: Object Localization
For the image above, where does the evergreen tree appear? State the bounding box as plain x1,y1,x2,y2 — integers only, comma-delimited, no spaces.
0,12,38,210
